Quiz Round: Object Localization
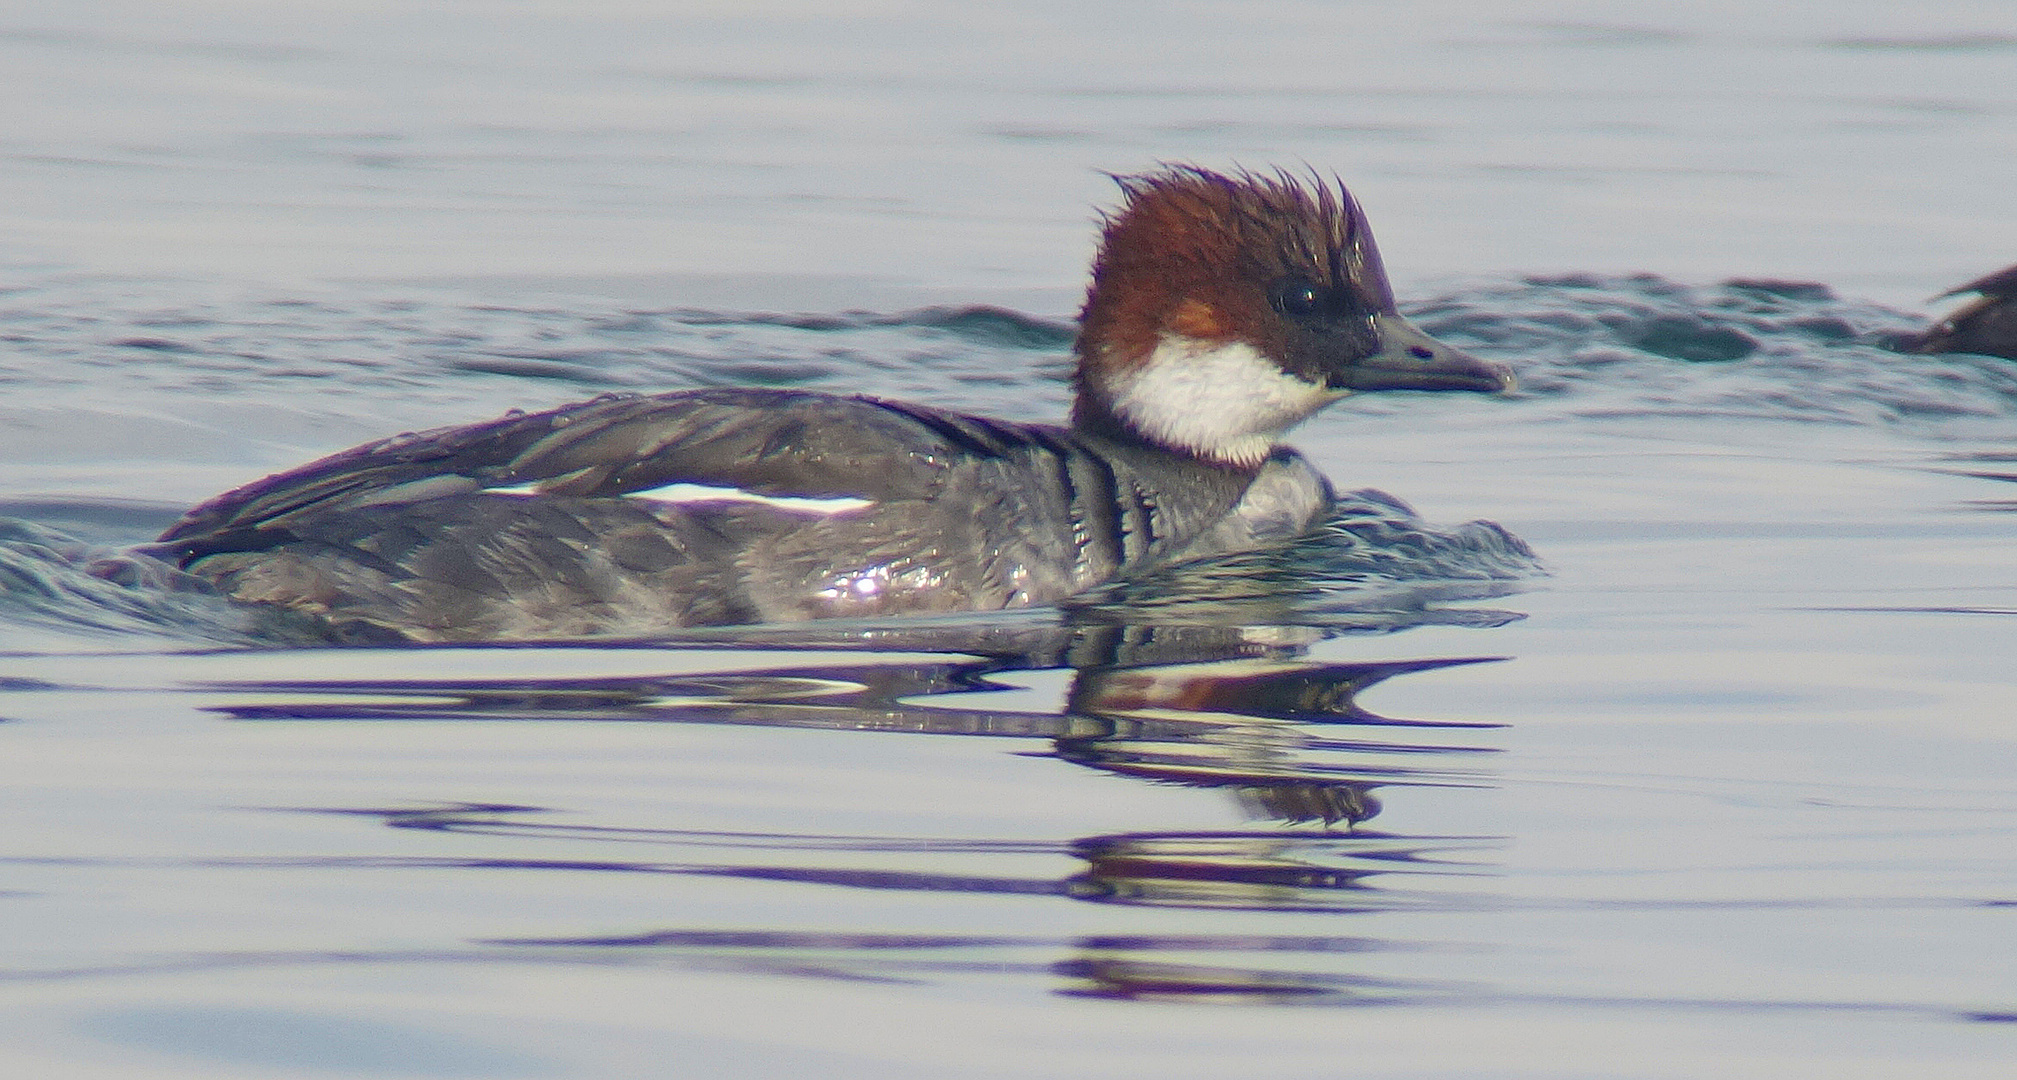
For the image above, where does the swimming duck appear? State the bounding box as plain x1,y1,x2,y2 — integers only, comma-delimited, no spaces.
153,166,1512,641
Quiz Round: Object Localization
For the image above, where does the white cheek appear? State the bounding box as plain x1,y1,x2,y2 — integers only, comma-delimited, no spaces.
1105,335,1341,464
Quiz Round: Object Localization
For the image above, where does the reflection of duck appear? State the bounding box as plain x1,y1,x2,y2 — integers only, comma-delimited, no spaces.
205,624,1504,828
150,166,1509,642
1899,263,2017,360
211,631,1508,933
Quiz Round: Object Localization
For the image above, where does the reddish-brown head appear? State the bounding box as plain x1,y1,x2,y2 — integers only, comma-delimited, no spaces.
1069,166,1509,466
1077,166,1392,378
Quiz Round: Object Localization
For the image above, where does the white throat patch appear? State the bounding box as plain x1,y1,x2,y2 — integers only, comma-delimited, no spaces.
1103,334,1343,465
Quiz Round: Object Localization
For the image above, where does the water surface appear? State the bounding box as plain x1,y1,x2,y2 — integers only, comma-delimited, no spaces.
3,3,2015,1078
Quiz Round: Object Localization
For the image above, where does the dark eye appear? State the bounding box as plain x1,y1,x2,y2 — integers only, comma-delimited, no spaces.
1269,278,1329,318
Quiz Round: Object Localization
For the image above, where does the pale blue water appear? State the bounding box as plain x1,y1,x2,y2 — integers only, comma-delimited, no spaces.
3,3,2016,1078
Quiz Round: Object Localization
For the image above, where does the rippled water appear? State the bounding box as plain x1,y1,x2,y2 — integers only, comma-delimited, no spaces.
4,3,2017,1079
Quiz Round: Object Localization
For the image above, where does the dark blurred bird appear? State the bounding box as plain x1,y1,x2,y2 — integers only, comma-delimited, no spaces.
1900,263,2017,361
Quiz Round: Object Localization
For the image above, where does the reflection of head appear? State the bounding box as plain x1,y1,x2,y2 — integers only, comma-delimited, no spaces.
1233,783,1382,827
1058,655,1503,826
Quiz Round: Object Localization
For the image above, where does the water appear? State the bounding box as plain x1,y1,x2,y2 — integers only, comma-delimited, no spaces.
3,3,2016,1077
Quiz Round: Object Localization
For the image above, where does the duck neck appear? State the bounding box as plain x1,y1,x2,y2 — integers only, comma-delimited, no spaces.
1069,381,1265,476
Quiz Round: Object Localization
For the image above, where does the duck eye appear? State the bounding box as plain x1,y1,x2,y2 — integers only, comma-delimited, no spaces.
1269,278,1328,318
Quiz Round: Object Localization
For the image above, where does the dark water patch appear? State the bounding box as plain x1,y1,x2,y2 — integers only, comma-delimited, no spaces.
444,354,627,383
1623,315,1757,362
903,305,1078,348
110,337,193,352
1408,272,2017,425
674,304,1076,349
691,357,869,386
1721,279,1837,303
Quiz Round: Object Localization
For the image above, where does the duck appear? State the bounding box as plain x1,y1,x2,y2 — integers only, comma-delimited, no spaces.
150,166,1512,642
1900,262,2017,361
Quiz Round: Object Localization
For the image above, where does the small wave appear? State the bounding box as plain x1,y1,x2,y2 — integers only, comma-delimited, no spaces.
8,270,2010,434
1071,489,1539,632
1408,272,2017,427
0,518,268,645
674,304,1076,349
0,276,1075,415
